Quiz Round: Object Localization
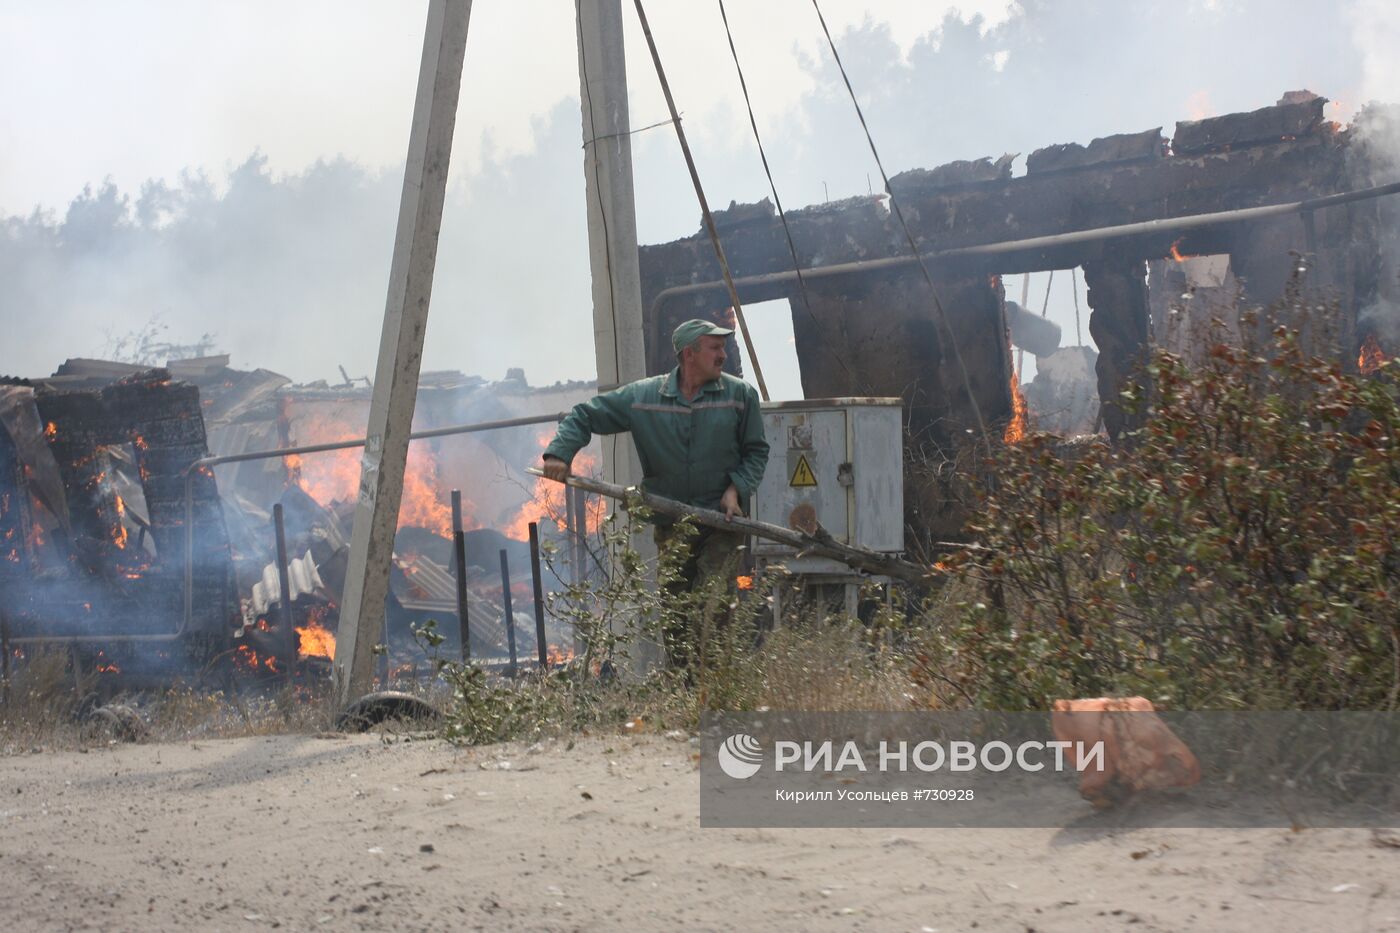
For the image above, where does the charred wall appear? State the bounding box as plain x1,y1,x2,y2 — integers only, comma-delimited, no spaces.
3,371,234,646
638,94,1397,450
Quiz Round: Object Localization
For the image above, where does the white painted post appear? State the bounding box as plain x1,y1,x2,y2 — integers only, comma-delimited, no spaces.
333,0,472,707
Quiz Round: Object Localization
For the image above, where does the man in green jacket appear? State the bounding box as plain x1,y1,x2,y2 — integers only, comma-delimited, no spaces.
541,318,770,631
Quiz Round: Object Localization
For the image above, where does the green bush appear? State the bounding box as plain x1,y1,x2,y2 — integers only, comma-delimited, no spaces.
936,304,1400,710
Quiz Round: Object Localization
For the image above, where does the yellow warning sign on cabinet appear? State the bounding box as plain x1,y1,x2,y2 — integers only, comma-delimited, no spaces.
789,454,818,487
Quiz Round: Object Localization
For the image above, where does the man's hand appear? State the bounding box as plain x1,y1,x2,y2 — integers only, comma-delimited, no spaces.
720,484,743,521
542,455,571,483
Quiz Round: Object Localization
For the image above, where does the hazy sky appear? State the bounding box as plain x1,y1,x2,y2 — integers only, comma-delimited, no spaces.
1,0,1394,392
0,1,1015,213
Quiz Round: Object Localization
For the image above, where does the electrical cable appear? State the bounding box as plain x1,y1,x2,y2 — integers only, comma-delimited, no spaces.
632,0,770,400
715,0,854,385
808,0,991,449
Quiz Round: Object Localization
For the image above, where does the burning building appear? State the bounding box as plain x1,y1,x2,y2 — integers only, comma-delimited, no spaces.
638,92,1400,535
0,357,596,682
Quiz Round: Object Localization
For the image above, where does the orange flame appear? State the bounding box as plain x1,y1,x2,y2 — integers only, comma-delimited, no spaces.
1004,365,1028,444
736,575,754,590
296,620,337,659
503,430,604,541
234,643,279,673
397,446,454,535
546,644,575,665
1169,238,1194,263
44,421,56,441
111,494,129,549
1359,334,1391,375
281,410,464,537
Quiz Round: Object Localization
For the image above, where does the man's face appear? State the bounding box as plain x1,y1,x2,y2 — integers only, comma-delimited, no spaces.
683,334,727,382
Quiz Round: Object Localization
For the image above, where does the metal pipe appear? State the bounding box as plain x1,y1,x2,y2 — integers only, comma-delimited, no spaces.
450,489,470,662
528,521,547,669
1,613,11,707
571,486,588,584
648,179,1400,317
272,503,296,680
499,549,517,678
377,622,389,686
191,411,569,471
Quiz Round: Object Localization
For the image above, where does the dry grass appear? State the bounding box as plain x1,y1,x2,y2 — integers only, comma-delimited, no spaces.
744,624,925,710
0,648,454,753
4,589,950,753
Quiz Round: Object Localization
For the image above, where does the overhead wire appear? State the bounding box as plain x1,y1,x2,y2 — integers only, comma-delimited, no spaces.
807,0,991,450
631,0,770,401
715,0,854,385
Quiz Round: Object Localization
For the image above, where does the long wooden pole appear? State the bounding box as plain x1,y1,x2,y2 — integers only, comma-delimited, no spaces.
527,469,965,585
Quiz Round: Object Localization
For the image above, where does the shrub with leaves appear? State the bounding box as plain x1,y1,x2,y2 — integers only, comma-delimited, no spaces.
938,303,1400,710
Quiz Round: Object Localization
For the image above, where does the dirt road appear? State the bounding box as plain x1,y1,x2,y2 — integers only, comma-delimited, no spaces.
2,732,1397,931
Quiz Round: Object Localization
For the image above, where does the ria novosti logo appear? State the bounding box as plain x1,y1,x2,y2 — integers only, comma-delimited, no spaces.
717,733,765,779
715,734,1106,779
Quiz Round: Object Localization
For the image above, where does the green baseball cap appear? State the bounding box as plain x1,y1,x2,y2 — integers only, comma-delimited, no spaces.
672,318,734,354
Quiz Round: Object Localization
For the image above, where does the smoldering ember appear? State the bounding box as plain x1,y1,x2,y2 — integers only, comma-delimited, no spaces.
3,91,1396,686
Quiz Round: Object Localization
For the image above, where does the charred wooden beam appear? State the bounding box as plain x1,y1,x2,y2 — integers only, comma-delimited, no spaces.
1084,255,1152,440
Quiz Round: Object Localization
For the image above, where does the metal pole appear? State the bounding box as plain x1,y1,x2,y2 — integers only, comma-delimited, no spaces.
499,549,518,678
272,503,296,680
528,522,548,669
334,0,473,708
564,485,577,572
451,489,470,662
565,484,582,657
571,485,588,584
377,630,389,686
1,614,11,708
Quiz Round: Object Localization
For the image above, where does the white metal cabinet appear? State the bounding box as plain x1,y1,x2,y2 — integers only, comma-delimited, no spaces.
752,398,904,575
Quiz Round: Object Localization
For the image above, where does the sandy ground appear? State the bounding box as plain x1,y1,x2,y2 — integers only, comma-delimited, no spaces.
2,732,1399,932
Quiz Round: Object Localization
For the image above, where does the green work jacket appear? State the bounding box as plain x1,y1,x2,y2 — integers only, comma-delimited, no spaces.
543,368,770,515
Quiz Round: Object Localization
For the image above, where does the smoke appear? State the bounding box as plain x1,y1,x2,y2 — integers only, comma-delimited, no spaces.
0,1,1379,386
0,102,592,388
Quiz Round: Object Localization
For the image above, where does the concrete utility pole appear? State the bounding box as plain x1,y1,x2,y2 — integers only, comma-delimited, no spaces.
576,0,658,670
333,0,472,706
577,0,648,478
